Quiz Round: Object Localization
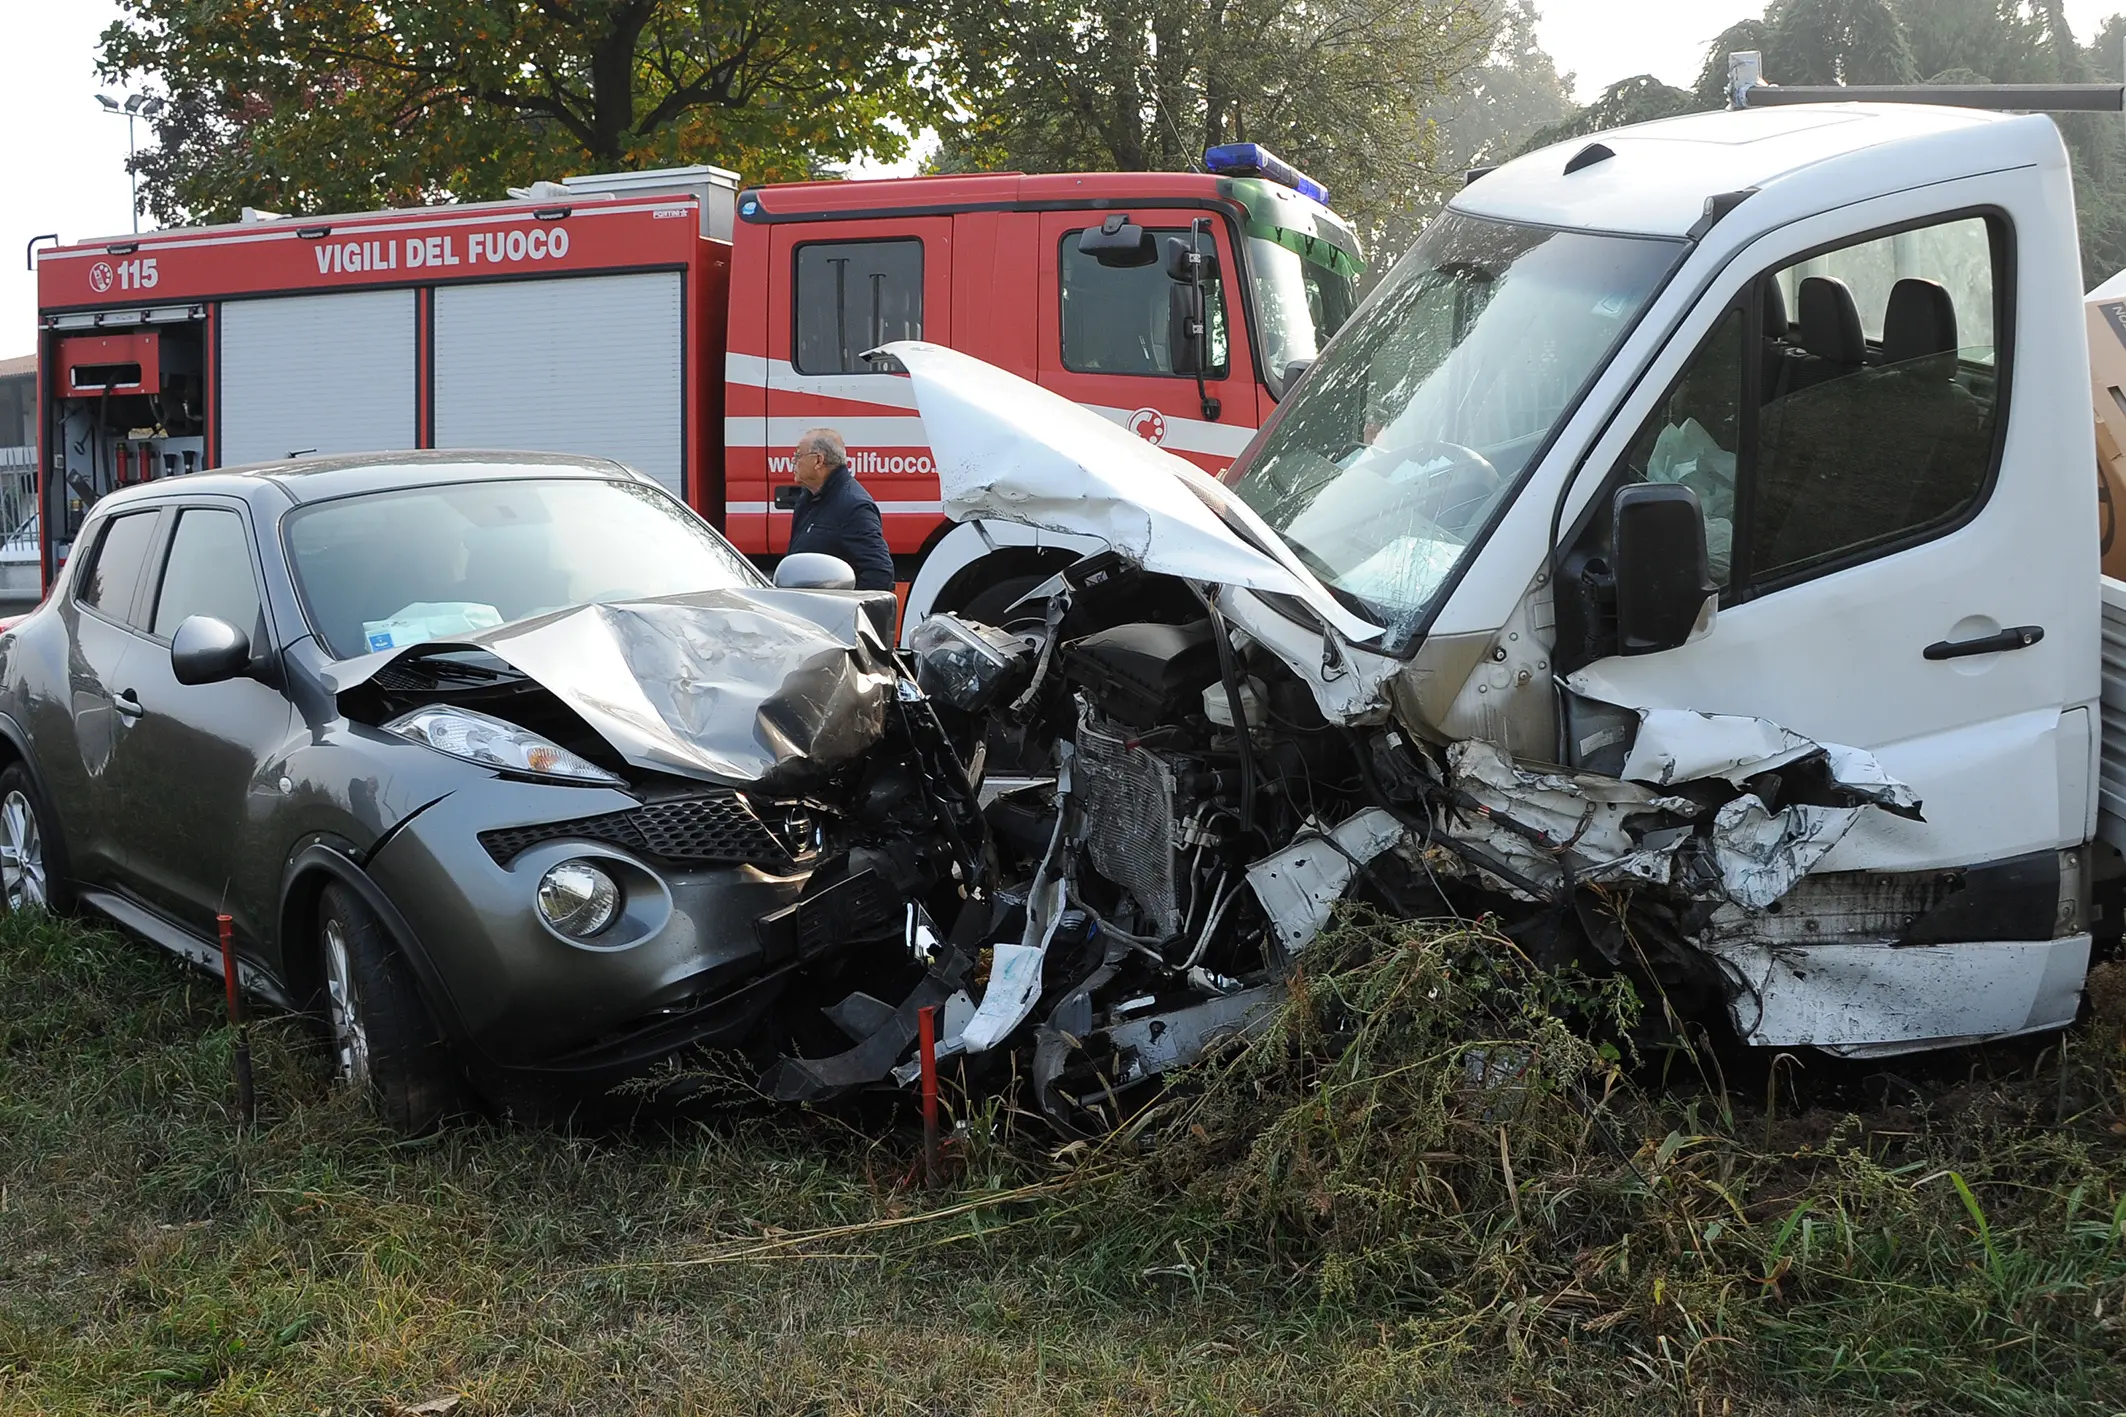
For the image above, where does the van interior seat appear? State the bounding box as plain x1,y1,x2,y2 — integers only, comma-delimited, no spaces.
1883,277,1959,368
1787,276,1866,391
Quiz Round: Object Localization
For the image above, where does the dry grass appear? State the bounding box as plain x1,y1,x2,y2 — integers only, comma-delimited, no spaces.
1,906,2121,1415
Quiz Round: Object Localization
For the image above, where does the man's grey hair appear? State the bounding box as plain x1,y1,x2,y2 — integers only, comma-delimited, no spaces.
798,427,846,468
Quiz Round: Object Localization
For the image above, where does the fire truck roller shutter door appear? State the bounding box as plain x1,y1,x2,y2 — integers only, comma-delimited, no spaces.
433,271,685,496
219,290,416,465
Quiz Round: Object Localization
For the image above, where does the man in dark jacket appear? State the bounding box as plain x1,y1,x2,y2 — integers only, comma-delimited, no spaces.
786,427,896,592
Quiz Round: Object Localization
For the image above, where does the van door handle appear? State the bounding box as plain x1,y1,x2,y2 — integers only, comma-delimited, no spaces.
1923,626,2044,661
114,689,143,719
772,484,803,512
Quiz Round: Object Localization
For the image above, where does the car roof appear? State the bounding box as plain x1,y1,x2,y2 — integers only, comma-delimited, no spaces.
89,449,648,512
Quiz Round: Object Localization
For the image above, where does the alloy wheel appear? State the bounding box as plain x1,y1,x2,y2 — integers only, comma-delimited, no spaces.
321,917,372,1087
0,788,47,911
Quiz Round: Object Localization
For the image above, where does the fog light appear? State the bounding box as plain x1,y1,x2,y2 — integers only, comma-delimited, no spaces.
537,861,620,938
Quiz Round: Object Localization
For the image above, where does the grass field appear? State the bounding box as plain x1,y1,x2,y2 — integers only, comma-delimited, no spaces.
1,907,2122,1416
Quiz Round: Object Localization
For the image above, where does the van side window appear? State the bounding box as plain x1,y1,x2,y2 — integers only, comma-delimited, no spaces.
1750,217,2000,580
792,240,923,374
1594,213,2005,599
1060,230,1228,376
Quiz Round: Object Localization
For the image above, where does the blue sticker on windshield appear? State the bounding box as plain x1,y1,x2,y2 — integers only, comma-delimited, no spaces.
367,631,394,652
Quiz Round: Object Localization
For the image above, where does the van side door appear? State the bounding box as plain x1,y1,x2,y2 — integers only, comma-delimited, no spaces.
1551,173,2095,1048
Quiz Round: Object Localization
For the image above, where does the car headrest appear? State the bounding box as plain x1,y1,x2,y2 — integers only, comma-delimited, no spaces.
1884,277,1959,366
1797,276,1865,365
1762,276,1789,339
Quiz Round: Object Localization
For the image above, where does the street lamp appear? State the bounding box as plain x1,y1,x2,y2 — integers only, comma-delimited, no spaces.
95,91,166,234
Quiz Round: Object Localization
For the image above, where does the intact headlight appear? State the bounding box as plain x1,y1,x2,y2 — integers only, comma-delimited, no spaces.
536,860,621,938
910,613,1037,712
385,705,622,784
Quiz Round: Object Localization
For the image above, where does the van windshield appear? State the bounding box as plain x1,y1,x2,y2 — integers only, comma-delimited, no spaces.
1227,212,1682,648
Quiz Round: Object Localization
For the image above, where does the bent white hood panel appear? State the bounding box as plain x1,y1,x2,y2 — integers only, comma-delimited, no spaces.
882,341,1380,646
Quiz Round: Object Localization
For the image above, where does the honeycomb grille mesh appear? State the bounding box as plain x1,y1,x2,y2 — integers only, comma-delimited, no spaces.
1074,712,1179,935
479,790,798,868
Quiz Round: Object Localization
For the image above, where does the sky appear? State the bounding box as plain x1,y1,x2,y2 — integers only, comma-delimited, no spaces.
1,0,2123,358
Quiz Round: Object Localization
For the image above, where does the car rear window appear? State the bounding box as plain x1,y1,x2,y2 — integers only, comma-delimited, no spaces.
76,511,160,627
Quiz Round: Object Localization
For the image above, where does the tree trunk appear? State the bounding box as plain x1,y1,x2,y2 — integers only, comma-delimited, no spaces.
587,1,657,162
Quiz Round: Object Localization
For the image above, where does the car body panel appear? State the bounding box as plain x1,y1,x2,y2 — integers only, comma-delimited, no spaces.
0,451,891,1092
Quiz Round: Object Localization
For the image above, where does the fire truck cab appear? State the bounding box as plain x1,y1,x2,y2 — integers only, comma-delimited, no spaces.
31,155,1363,636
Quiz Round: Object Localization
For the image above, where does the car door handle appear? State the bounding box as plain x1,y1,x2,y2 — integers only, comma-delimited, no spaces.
1923,625,2044,661
113,689,143,719
772,484,804,511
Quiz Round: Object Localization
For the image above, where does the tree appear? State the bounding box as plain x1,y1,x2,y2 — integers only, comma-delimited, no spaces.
939,0,1493,239
1428,0,1576,175
99,1,952,225
1514,75,1699,155
1763,0,1917,85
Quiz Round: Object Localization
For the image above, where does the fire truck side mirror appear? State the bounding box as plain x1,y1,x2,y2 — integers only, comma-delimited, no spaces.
1079,217,1157,268
1162,235,1219,284
1169,282,1209,377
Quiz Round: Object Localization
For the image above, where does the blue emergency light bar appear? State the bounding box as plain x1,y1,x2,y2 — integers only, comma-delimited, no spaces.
1202,144,1330,205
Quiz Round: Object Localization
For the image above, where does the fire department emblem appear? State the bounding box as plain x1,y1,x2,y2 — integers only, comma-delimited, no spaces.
88,262,114,294
1126,407,1167,444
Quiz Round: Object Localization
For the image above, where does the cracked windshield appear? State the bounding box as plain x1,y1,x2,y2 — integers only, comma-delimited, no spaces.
1230,212,1682,646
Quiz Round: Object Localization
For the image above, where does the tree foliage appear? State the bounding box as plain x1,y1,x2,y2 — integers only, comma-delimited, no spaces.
1526,0,2126,283
938,0,1493,239
99,0,950,224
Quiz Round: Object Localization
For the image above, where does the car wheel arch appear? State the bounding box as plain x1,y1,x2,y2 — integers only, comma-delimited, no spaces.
278,842,477,1057
0,710,80,905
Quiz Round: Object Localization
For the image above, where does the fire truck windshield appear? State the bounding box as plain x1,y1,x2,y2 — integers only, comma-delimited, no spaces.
1247,236,1359,385
285,474,762,660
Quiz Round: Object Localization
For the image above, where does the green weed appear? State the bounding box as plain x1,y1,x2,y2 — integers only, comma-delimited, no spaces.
0,905,2121,1415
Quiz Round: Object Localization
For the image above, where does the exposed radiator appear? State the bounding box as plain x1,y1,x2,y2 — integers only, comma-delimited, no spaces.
1073,710,1181,935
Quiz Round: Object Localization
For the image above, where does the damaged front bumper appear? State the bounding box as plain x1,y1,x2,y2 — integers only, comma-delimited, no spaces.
365,777,812,1082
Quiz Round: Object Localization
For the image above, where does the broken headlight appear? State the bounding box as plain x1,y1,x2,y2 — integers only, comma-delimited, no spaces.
909,613,1037,713
386,705,622,785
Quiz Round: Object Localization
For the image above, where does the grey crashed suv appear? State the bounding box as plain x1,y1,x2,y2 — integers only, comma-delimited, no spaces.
0,452,988,1129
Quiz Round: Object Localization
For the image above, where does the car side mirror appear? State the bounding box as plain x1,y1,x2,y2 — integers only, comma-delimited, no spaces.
170,614,252,685
1612,483,1717,656
774,552,857,591
1078,216,1157,268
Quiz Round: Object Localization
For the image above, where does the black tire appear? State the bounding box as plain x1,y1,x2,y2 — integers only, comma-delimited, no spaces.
317,882,462,1132
956,573,1049,632
0,761,75,915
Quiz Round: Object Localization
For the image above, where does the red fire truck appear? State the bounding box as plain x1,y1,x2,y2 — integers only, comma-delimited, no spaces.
30,154,1362,638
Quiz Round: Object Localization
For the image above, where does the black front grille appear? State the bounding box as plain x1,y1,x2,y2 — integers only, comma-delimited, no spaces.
479,790,803,869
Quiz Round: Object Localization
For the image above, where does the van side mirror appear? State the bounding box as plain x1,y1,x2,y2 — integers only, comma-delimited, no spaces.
1078,216,1157,268
170,615,252,685
774,552,857,591
1612,483,1717,655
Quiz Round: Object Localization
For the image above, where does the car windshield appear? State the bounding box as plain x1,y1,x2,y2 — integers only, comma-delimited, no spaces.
1248,235,1359,381
285,475,761,659
1227,212,1682,648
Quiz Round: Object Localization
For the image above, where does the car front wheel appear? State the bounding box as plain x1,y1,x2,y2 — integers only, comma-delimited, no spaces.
0,762,72,914
317,882,461,1132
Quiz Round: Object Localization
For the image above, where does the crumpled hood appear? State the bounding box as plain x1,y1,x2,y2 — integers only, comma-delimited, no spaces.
882,340,1382,646
326,587,900,792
